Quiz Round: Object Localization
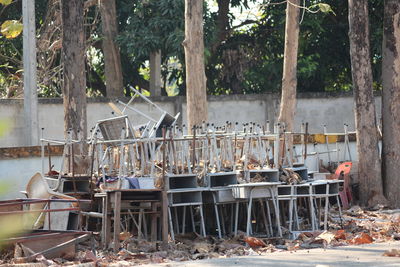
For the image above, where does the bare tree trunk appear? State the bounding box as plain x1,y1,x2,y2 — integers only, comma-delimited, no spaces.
211,0,230,53
61,0,88,172
150,50,162,96
277,0,300,132
348,0,386,207
382,0,400,208
277,0,300,166
183,0,208,132
99,0,124,98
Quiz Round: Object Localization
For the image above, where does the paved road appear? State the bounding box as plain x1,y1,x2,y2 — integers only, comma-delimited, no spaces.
142,241,400,267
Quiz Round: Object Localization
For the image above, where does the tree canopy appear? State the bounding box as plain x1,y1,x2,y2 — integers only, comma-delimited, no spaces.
0,0,384,98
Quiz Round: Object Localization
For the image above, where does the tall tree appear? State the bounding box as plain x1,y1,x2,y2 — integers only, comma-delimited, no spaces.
99,0,124,98
61,0,87,141
277,0,300,132
382,0,400,208
348,0,385,206
183,0,208,131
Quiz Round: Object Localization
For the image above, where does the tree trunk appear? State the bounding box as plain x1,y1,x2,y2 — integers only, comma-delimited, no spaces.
183,0,208,132
382,0,400,208
278,0,299,132
211,0,230,53
150,50,162,96
277,0,300,167
61,0,88,172
99,0,124,98
348,0,386,206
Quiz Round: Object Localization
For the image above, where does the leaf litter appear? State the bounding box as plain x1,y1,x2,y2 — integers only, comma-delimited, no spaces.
1,206,400,266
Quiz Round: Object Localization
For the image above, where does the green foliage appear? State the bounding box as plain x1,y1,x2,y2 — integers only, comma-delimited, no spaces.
0,0,12,6
0,0,386,97
1,19,23,39
309,3,336,15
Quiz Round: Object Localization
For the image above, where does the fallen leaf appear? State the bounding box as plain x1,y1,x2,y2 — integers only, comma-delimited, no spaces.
243,236,268,248
334,230,347,240
119,231,131,241
350,232,373,245
383,249,400,257
316,231,336,244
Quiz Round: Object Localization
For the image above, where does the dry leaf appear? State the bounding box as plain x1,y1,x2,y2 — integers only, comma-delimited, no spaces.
334,230,347,240
316,231,336,244
383,249,400,257
350,233,373,245
243,236,268,248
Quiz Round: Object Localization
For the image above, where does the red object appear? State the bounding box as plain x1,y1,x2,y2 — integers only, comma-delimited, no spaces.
244,236,268,248
333,162,353,209
334,162,352,179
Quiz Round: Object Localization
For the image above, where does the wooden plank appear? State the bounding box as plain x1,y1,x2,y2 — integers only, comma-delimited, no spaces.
104,194,111,249
150,202,158,241
161,191,168,248
112,191,121,252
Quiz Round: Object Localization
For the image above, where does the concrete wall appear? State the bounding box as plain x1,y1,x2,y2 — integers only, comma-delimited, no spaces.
0,156,62,200
0,92,381,147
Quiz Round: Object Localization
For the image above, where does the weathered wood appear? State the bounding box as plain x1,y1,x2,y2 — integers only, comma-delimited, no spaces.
61,0,87,140
183,0,208,132
161,128,169,248
150,202,158,241
104,194,111,248
23,234,91,262
99,0,124,98
61,0,87,174
112,191,121,252
161,191,168,248
382,0,400,208
277,0,300,133
348,0,386,206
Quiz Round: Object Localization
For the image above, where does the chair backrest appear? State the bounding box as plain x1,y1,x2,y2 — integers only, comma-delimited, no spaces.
333,162,352,179
25,172,76,229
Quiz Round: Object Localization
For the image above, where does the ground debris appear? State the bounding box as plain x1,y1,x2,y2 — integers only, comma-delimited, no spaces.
2,206,400,266
383,249,400,257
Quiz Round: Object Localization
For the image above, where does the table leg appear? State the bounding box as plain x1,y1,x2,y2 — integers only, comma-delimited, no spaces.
269,187,282,237
168,207,175,241
190,206,196,234
212,193,222,238
113,191,121,253
182,206,186,234
199,204,206,237
151,202,157,241
234,201,239,236
246,188,254,236
104,194,112,249
265,200,273,236
161,191,169,248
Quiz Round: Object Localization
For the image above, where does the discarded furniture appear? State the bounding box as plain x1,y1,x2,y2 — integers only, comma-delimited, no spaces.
229,182,282,237
203,172,238,238
294,180,342,232
2,230,91,260
95,189,166,252
24,172,80,230
165,173,206,240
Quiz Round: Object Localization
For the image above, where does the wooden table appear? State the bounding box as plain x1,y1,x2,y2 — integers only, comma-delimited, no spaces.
95,189,168,252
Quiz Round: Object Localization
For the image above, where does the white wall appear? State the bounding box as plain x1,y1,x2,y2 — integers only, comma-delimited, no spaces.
0,156,62,200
